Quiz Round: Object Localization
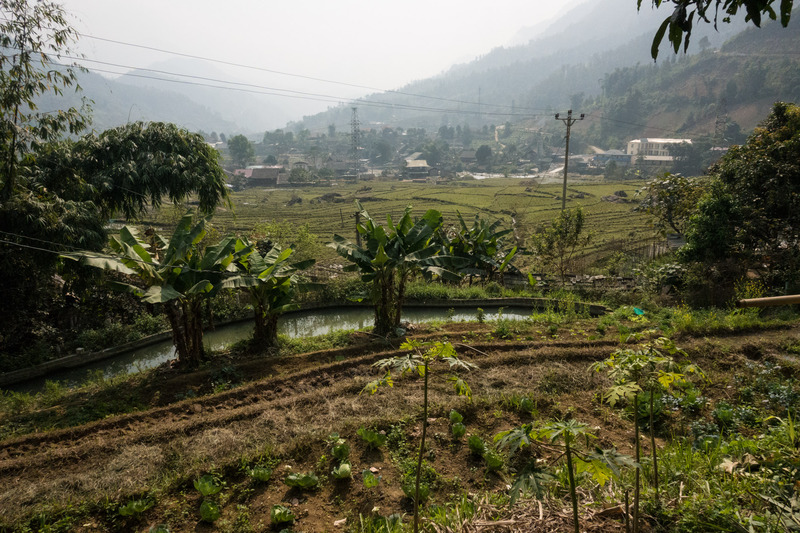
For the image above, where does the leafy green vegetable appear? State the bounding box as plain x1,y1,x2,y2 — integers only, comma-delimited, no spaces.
270,504,295,524
484,449,504,471
362,469,381,488
402,479,430,502
284,472,320,490
449,409,463,424
332,462,352,479
248,465,272,483
451,422,466,439
199,500,221,523
118,498,153,517
357,427,387,449
332,442,350,462
520,397,535,413
468,435,486,456
193,474,222,497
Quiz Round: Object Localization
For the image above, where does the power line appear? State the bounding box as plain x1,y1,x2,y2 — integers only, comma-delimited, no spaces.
81,64,541,120
76,32,551,114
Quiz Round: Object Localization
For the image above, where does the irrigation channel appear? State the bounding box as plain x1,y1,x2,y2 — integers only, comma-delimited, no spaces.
7,304,554,393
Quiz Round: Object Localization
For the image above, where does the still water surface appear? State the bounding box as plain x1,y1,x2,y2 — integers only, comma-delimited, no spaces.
14,305,531,391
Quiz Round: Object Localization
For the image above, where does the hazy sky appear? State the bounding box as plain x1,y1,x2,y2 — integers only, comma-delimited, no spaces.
62,0,581,101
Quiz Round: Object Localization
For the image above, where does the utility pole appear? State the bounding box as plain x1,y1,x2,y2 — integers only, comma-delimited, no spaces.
555,109,584,211
350,107,360,182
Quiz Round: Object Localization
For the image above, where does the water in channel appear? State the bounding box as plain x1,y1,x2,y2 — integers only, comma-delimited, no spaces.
12,305,531,392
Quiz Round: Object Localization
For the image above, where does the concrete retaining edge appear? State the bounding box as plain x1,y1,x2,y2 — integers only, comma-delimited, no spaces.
0,298,607,388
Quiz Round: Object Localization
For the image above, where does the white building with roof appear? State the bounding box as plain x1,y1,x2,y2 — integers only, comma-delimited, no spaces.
626,138,692,167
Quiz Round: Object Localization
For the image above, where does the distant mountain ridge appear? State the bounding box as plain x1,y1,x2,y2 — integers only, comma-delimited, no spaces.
297,0,754,135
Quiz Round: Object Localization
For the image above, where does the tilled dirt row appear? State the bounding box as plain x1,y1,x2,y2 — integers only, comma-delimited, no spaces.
2,327,794,529
0,340,620,484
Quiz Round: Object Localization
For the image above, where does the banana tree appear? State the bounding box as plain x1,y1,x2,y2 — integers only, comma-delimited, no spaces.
64,212,247,367
232,238,314,347
329,201,460,337
436,212,518,284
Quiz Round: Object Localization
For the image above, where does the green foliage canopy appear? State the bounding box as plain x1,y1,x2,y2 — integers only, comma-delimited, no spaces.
329,201,459,336
642,0,794,59
680,102,800,289
227,134,254,169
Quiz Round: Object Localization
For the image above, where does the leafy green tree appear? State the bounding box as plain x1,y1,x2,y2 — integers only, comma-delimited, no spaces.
288,167,312,183
65,213,248,367
642,0,793,59
0,0,88,201
475,144,493,166
329,202,459,336
636,172,707,235
227,134,254,168
35,122,230,219
363,340,475,533
0,3,234,364
680,102,800,289
436,212,517,284
529,207,592,284
233,239,314,347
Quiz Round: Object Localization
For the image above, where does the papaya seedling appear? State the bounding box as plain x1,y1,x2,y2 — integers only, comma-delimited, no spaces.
539,419,593,533
451,422,466,439
362,340,476,533
468,435,487,457
449,409,463,424
591,336,706,532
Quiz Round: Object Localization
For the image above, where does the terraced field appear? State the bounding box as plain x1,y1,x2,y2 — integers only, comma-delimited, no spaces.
147,177,655,268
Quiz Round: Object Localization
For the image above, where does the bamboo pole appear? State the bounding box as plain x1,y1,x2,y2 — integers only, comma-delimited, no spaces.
736,295,800,308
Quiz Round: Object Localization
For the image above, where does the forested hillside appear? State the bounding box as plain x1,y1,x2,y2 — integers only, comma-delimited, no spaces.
299,1,797,149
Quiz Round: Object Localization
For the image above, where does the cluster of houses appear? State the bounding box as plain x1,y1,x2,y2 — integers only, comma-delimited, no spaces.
228,137,701,188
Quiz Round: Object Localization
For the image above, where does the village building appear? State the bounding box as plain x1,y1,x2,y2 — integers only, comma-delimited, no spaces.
234,165,287,187
626,138,692,167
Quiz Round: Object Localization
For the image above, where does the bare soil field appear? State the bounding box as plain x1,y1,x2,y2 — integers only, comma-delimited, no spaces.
2,320,799,532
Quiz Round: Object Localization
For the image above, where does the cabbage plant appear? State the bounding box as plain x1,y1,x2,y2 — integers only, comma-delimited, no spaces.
271,505,295,525
332,462,352,479
199,500,221,523
284,472,319,490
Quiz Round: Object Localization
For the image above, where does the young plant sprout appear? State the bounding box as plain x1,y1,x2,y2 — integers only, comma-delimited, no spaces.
362,340,476,533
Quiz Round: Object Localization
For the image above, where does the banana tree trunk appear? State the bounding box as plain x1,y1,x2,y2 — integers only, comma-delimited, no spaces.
165,297,205,367
253,305,279,347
